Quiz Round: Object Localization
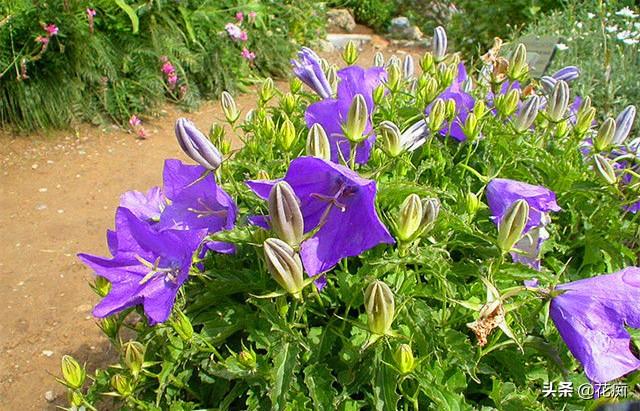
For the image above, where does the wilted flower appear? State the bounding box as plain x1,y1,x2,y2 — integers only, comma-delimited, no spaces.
241,48,256,61
248,11,257,24
247,157,394,276
305,65,386,164
129,115,141,128
549,267,640,383
291,48,333,99
487,178,561,269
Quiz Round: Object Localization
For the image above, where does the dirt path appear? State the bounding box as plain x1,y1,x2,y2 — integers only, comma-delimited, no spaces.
0,34,421,410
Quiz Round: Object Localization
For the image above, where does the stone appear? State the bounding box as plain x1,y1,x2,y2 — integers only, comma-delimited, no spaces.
388,16,423,41
327,8,356,33
44,390,56,402
42,350,54,357
391,17,410,30
326,34,373,50
315,39,335,53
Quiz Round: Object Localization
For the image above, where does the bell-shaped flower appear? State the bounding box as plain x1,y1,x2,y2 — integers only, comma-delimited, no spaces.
291,47,333,99
246,156,394,276
305,66,386,164
119,187,165,224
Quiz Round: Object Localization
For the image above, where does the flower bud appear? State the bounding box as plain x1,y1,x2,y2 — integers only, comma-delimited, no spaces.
575,106,596,135
594,154,618,185
428,98,446,132
175,118,223,171
497,199,529,253
386,64,402,93
420,51,435,72
123,341,145,377
263,116,276,140
69,390,83,407
279,118,297,150
593,117,617,152
364,280,395,335
373,51,385,67
578,96,592,114
259,78,275,102
94,276,111,297
555,119,570,138
221,91,239,123
445,98,457,121
263,238,305,296
306,123,331,160
439,65,456,88
386,55,401,70
111,374,133,397
539,76,557,94
474,100,487,119
343,94,369,143
98,317,119,340
432,26,447,62
552,65,580,82
326,65,338,96
397,194,423,242
499,88,521,118
378,121,403,157
613,105,636,145
403,54,415,80
211,124,231,155
373,84,385,105
419,77,439,105
238,349,257,369
280,92,296,115
394,344,415,374
508,43,528,80
171,309,193,341
268,181,304,246
546,80,570,123
462,112,479,141
61,355,85,390
466,192,481,215
512,95,540,132
289,77,303,94
342,40,359,65
420,197,440,234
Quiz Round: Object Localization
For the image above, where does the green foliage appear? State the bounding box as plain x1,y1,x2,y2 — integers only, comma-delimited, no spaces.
60,43,640,409
328,0,397,32
0,0,325,131
517,0,640,114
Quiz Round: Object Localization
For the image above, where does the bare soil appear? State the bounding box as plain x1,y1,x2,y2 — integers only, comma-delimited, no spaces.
0,33,422,410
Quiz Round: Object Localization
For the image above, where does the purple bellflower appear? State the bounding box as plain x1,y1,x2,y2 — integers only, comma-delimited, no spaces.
305,66,386,164
487,178,561,269
78,207,205,324
246,156,394,276
157,159,237,234
291,48,333,99
119,187,165,223
550,267,640,383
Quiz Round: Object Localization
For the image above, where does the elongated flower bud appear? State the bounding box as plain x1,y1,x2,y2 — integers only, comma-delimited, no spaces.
373,84,385,105
326,65,338,96
394,344,415,374
111,374,132,397
546,80,570,122
397,194,423,242
420,51,434,72
279,118,297,150
466,192,481,215
579,96,592,114
474,100,487,118
440,65,456,88
496,88,521,118
594,154,618,185
508,43,528,80
344,94,368,143
575,106,596,135
263,238,304,296
593,117,617,151
259,78,275,102
379,121,403,157
221,91,239,123
445,98,457,121
281,92,296,115
429,98,446,132
386,64,402,92
343,40,358,65
175,118,223,170
420,77,439,105
373,51,384,67
462,112,479,141
513,95,540,132
497,199,529,253
290,77,303,94
268,181,304,246
61,355,86,390
420,197,440,234
123,341,145,377
387,55,401,69
364,280,395,335
306,123,331,160
432,26,447,61
403,54,415,80
552,65,580,82
613,105,636,145
172,310,193,341
540,76,557,94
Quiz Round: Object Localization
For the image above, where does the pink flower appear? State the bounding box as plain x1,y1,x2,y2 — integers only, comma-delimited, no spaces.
239,31,248,42
248,11,257,24
168,73,178,86
87,8,96,33
86,8,96,17
162,62,175,75
225,23,244,41
129,115,142,128
241,48,256,61
235,12,244,23
44,24,59,37
137,128,147,139
35,35,50,45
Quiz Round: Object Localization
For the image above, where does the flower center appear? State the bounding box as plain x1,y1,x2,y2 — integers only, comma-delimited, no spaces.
187,197,228,219
135,255,181,285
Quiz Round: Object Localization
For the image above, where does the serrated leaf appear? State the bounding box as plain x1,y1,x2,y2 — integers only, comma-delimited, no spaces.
115,0,139,34
373,357,399,411
303,364,337,411
271,342,300,411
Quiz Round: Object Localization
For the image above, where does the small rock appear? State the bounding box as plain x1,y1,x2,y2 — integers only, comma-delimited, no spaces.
31,163,38,170
315,39,335,53
38,188,48,193
35,204,48,211
327,8,356,33
57,209,64,214
75,304,92,313
42,350,54,357
44,390,56,402
389,16,424,41
390,16,411,30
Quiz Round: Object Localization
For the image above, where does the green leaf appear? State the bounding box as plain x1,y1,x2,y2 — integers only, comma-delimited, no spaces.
115,0,139,34
178,6,196,43
373,356,399,411
270,342,300,411
303,364,337,411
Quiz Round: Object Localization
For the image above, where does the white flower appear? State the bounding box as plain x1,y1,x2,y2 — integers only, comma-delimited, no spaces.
623,38,639,45
587,12,595,19
617,30,632,40
576,22,584,29
616,7,638,19
606,25,619,33
556,43,569,51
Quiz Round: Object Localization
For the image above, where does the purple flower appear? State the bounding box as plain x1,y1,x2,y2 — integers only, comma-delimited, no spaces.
305,66,386,164
550,267,640,383
246,157,394,276
487,178,561,269
291,48,333,99
119,187,165,223
78,207,205,324
157,159,236,233
552,66,580,82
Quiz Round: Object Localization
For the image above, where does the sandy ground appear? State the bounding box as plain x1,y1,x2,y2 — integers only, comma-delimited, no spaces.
0,31,422,409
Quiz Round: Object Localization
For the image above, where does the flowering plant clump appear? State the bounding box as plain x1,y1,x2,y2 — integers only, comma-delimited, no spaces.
63,27,640,410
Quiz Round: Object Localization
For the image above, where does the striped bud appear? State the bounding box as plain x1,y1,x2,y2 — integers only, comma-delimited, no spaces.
342,40,359,65
552,65,580,82
123,341,145,377
513,95,540,132
364,280,395,335
397,194,423,242
429,98,446,132
386,64,402,92
508,43,528,80
462,112,479,141
221,91,239,123
394,344,415,374
259,78,275,102
263,238,305,296
420,51,434,72
432,26,448,61
594,154,618,185
613,105,636,145
61,355,85,390
546,80,570,122
497,199,529,254
403,54,415,79
379,120,403,157
306,123,331,160
268,181,304,246
279,118,297,150
326,65,338,96
175,118,223,171
540,76,557,94
344,94,368,143
373,51,385,67
593,117,616,152
575,106,596,135
420,197,440,234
